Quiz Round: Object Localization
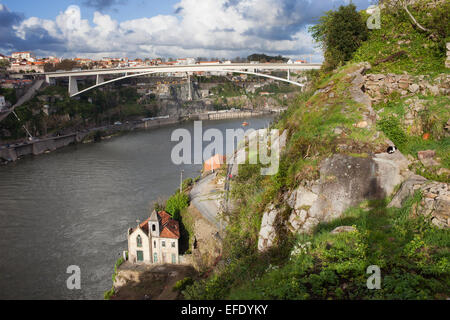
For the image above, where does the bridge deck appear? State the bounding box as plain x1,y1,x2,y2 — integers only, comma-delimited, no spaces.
45,63,321,78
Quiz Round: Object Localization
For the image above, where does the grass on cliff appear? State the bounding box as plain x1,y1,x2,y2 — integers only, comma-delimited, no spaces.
375,93,450,182
353,1,449,76
184,192,450,300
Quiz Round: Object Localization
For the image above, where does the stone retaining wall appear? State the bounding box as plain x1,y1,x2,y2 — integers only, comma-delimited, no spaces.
363,73,450,104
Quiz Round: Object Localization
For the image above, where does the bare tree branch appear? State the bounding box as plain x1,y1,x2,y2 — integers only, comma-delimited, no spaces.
402,1,431,33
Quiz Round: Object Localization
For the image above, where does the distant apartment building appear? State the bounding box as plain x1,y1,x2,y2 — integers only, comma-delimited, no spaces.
177,58,196,65
42,56,60,66
11,51,35,62
9,61,45,73
294,59,307,64
74,58,93,66
0,54,9,61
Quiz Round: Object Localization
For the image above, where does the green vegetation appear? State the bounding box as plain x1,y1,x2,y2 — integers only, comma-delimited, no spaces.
310,3,368,71
173,277,194,292
0,88,17,105
247,53,289,63
0,59,10,69
0,83,154,141
185,192,449,300
104,256,126,300
166,192,190,221
352,1,450,76
44,59,80,72
375,94,450,182
210,82,246,98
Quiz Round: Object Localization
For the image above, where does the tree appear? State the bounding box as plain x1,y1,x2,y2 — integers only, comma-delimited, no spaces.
247,53,288,63
0,59,10,69
310,3,368,70
45,59,80,72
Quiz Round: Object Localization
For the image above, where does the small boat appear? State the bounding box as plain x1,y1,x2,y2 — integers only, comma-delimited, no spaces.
242,122,249,127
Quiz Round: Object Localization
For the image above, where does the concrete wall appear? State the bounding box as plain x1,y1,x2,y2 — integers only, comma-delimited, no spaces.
0,132,88,163
197,110,263,121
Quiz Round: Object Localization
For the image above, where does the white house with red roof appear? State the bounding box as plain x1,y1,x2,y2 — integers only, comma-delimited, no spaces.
127,210,180,264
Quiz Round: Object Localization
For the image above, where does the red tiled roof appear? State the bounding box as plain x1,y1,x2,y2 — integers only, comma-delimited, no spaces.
158,211,171,226
136,211,180,239
160,219,180,239
158,211,180,239
139,217,151,234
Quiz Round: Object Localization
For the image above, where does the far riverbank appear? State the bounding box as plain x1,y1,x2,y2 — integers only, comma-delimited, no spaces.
0,109,271,165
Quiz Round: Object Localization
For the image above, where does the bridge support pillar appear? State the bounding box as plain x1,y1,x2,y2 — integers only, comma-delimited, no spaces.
96,74,105,85
187,73,192,101
69,76,79,97
287,69,290,81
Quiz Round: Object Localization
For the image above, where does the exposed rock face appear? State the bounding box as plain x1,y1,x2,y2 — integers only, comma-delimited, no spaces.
303,152,409,228
446,42,450,69
257,205,279,252
389,175,449,229
258,151,411,251
348,63,376,126
331,226,357,234
418,150,441,167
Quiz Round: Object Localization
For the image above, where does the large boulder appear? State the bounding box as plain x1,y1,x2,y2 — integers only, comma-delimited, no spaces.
286,152,410,235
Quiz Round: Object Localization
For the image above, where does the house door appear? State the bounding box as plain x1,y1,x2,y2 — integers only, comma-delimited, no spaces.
172,254,176,264
137,250,144,262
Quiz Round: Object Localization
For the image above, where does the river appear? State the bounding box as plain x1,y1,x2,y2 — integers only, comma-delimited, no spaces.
0,116,273,300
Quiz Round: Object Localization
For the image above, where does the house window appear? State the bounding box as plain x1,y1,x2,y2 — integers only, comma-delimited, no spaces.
172,242,176,248
162,241,166,248
152,224,156,232
136,235,142,248
153,253,158,263
154,241,156,248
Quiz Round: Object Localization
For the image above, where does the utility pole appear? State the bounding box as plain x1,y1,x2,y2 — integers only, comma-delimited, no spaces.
180,169,184,193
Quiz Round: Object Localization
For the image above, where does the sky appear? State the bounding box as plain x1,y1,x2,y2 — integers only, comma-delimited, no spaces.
0,0,373,62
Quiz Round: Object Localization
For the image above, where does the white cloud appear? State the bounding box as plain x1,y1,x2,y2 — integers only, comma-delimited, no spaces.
10,0,362,61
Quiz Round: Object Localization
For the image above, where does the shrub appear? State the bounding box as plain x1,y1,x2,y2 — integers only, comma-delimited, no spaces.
166,192,189,221
173,277,194,292
182,178,193,190
377,116,408,148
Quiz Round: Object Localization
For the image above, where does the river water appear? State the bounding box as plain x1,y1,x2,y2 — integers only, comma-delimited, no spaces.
0,117,273,300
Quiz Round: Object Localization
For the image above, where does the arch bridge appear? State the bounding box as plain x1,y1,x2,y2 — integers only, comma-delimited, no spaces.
44,63,321,98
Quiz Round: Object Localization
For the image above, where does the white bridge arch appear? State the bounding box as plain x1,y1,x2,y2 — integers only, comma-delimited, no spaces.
44,63,321,97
